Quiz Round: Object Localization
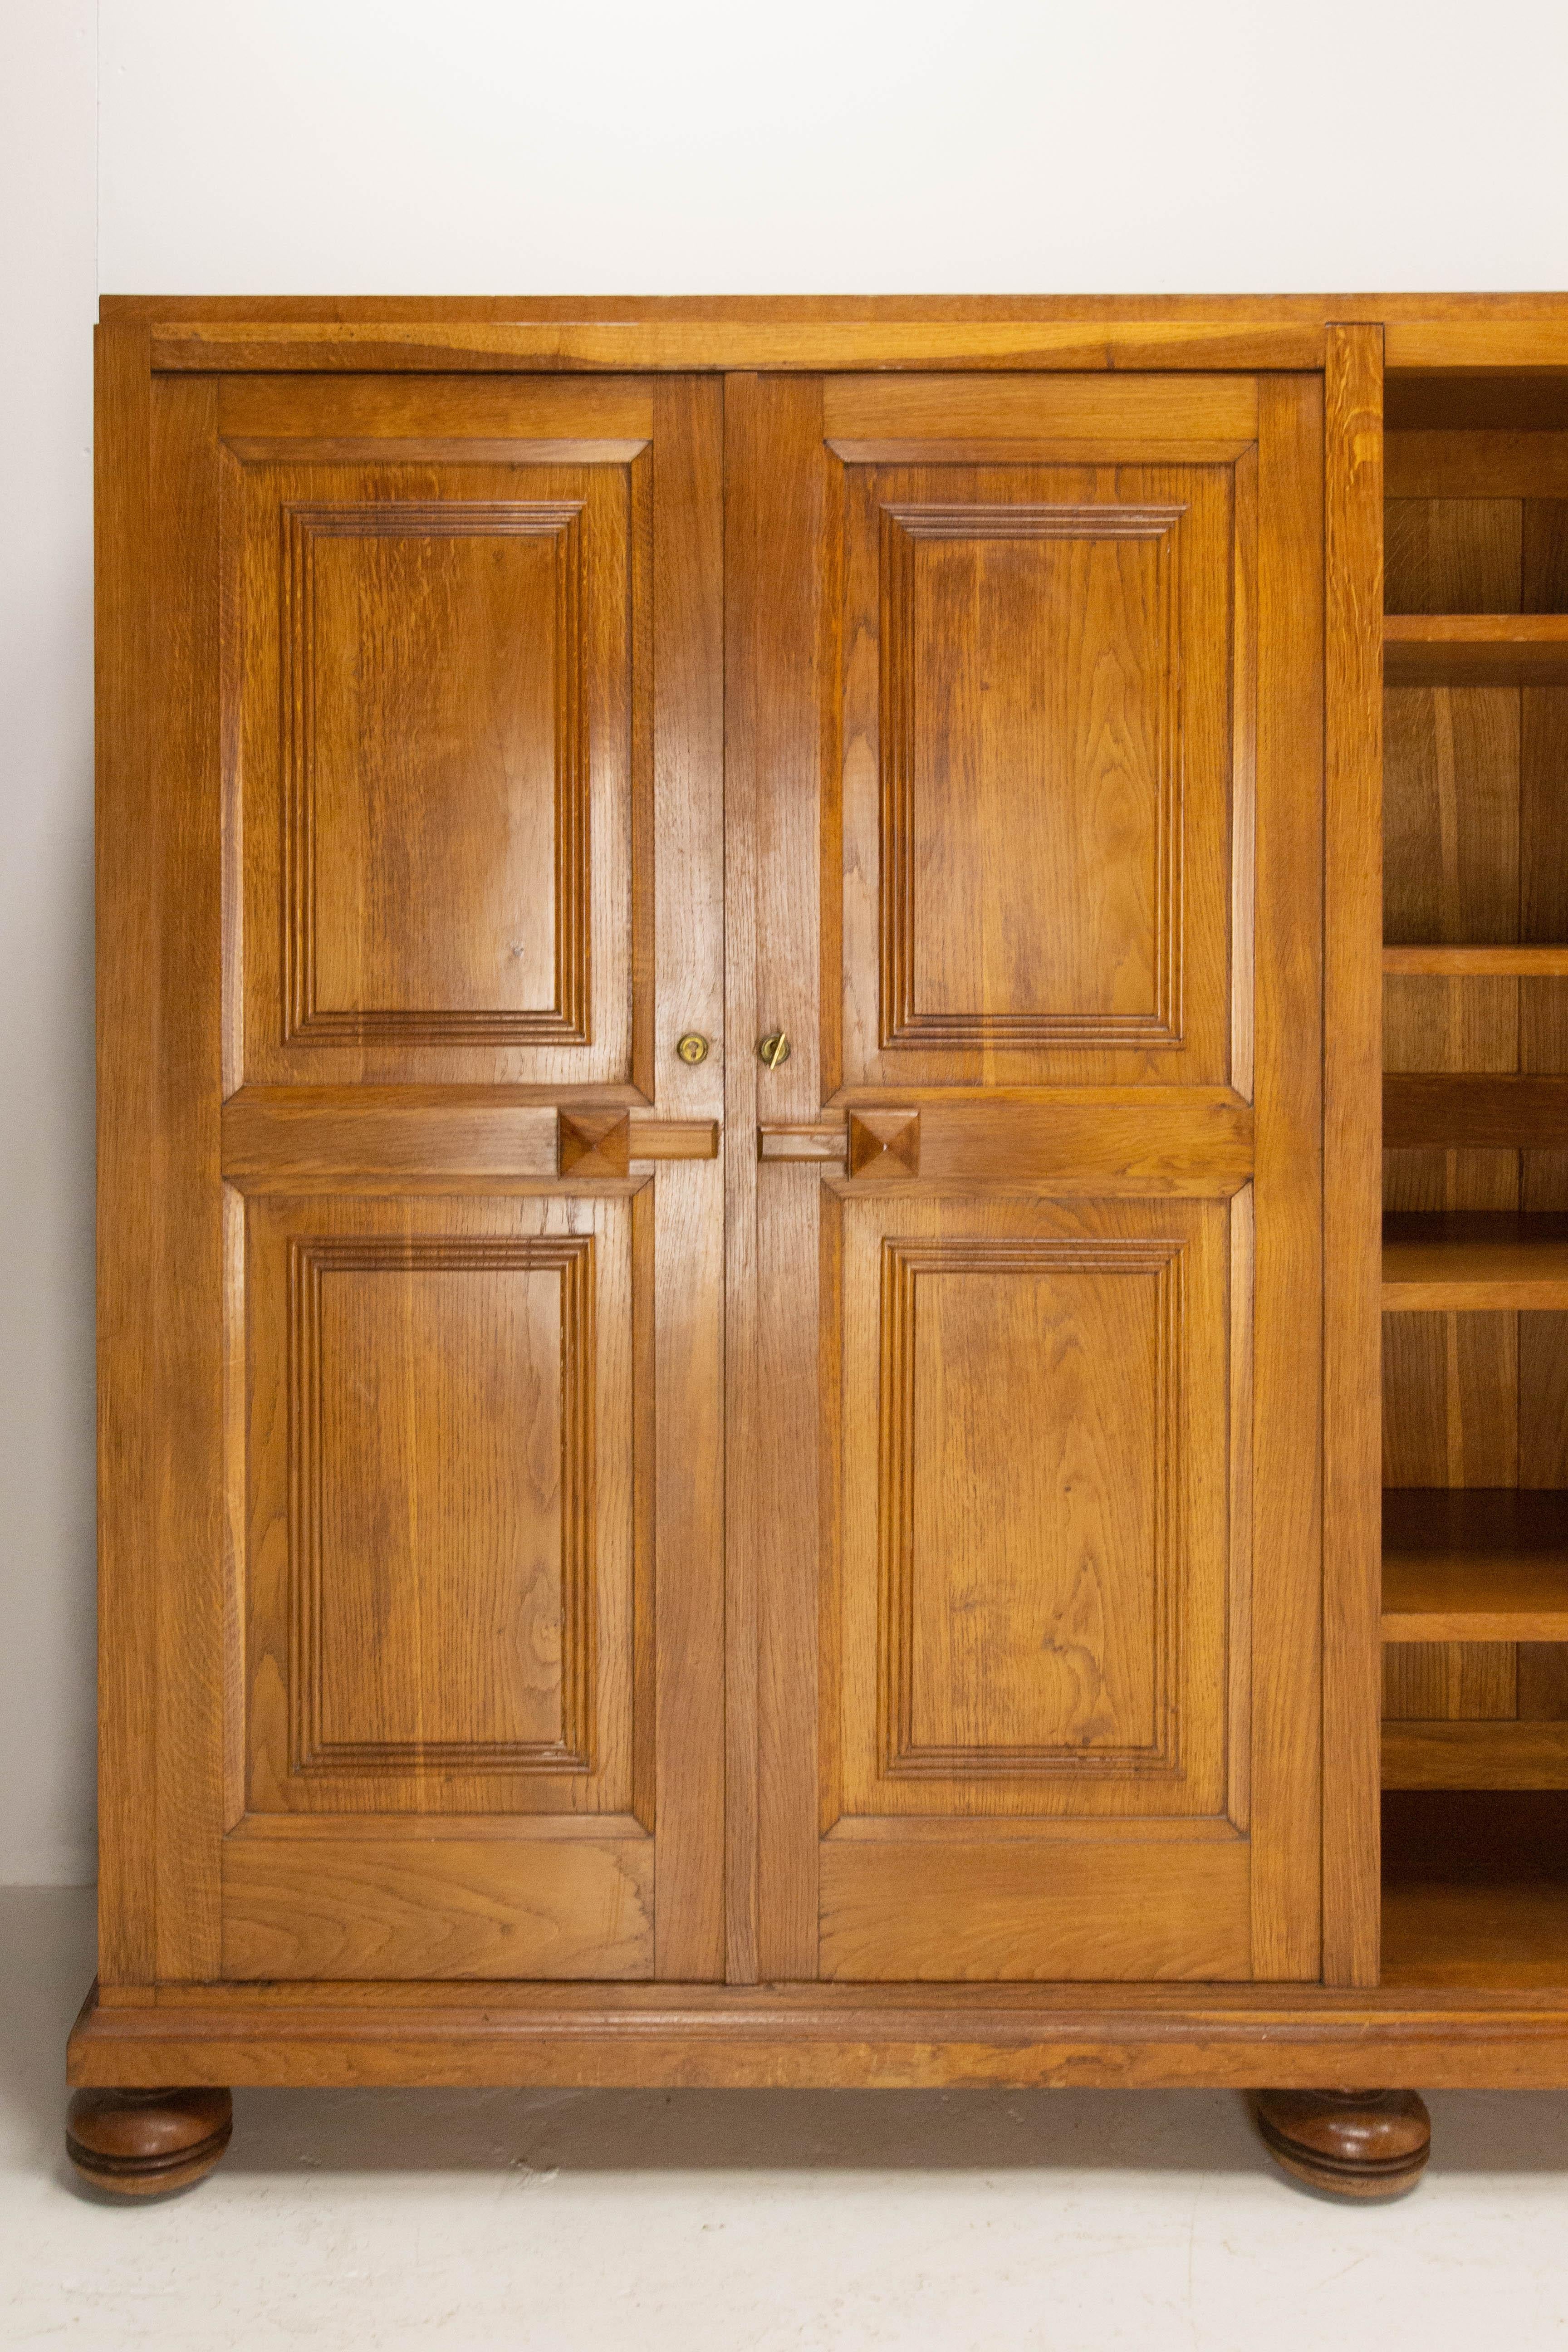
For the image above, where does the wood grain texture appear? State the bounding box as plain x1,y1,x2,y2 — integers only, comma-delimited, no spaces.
281,496,591,1044
720,375,764,1983
1323,323,1385,1986
1248,375,1325,1979
1384,615,1568,687
1382,1879,1568,1986
767,369,1321,1984
1386,948,1568,976
65,1974,1568,2090
103,363,726,1989
647,375,726,1980
221,1833,654,1979
150,375,229,1980
242,1195,635,1821
148,319,1327,375
1385,1076,1568,1149
835,448,1236,1091
1385,323,1568,372
880,496,1184,1051
95,324,158,1983
823,372,1259,444
1384,1490,1568,1638
1383,1212,1568,1306
818,1837,1250,1982
1383,1721,1568,1789
220,1090,715,1182
234,424,643,1090
1387,433,1568,499
829,1201,1226,1825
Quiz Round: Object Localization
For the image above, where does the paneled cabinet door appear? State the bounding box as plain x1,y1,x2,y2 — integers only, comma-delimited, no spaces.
147,371,724,1981
728,372,1324,1982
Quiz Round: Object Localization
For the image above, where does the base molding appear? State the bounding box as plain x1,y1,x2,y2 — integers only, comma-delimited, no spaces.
68,1980,1568,2092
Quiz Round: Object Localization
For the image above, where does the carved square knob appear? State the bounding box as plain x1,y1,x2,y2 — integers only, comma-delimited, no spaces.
558,1111,631,1178
848,1110,921,1177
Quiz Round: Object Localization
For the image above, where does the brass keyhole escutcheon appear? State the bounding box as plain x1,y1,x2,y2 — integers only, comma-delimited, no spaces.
757,1031,792,1069
676,1032,710,1065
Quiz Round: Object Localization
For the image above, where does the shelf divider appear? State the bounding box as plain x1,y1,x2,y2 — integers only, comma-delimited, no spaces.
1382,1212,1568,1309
1384,612,1568,686
1383,1489,1568,1641
1384,944,1568,976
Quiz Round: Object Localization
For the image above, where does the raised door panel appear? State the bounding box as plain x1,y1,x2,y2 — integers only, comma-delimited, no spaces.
824,379,1256,1099
227,377,652,1091
827,1197,1233,1823
885,494,1185,1050
243,1194,642,1818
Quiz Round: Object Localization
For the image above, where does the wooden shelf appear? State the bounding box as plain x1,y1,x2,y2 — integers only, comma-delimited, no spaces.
1384,613,1568,686
1382,1213,1568,1308
1384,1073,1568,1151
1382,1880,1568,1987
1382,1490,1568,1640
1383,1794,1568,1986
1384,1721,1568,1791
1384,945,1568,976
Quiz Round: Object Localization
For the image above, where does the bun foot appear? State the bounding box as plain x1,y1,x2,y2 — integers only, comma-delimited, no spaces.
1255,2087,1431,2200
66,2087,233,2197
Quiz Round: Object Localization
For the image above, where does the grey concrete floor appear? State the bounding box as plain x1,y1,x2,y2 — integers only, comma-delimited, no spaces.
4,1886,1568,2349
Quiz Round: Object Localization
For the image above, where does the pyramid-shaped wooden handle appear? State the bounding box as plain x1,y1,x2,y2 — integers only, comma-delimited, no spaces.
848,1110,920,1176
558,1111,631,1177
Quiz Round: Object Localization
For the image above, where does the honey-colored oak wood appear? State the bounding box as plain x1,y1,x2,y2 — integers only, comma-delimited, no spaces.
90,294,1568,2156
1386,432,1568,499
1384,947,1568,977
730,365,1324,1988
1382,1213,1568,1307
67,1975,1568,2090
95,322,160,1985
146,319,1330,375
1383,1490,1568,1639
1323,323,1386,1987
98,358,725,1992
1383,1720,1568,1789
1384,1075,1568,1150
1383,615,1568,687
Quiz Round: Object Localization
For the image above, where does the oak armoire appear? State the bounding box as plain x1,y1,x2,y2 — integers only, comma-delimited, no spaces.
70,295,1568,2201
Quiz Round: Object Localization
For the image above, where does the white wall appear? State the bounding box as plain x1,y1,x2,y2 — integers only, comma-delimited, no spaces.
0,3,98,1885
3,0,1567,1884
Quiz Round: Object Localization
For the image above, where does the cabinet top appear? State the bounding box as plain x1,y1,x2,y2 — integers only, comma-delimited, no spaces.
94,295,1568,377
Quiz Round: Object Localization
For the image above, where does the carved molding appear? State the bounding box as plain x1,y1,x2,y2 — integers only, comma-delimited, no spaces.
558,1110,631,1177
878,500,1185,1052
286,1233,596,1776
848,1109,920,1176
281,500,591,1047
877,1234,1184,1780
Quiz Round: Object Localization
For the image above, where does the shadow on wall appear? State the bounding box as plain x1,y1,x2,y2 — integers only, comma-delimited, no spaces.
0,511,96,1887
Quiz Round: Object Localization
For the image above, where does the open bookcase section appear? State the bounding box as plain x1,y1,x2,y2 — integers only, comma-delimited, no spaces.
1382,382,1568,1978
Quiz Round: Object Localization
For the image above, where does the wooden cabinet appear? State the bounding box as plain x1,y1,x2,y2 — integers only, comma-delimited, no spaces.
70,297,1568,2204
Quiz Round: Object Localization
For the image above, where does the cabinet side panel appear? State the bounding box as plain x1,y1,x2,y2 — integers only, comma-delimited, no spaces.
1323,323,1385,1987
151,377,229,1979
95,325,156,1983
